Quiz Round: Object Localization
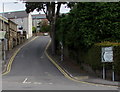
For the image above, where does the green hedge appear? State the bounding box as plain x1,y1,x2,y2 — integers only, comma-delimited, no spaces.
64,45,120,80
114,46,120,76
56,2,120,50
56,2,120,80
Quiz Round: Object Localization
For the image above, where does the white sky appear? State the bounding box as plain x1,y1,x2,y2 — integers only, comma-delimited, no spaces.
0,0,70,14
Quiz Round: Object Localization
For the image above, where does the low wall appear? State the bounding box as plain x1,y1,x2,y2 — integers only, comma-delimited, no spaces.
64,45,120,81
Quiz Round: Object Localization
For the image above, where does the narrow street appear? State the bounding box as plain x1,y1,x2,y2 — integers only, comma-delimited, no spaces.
2,36,118,90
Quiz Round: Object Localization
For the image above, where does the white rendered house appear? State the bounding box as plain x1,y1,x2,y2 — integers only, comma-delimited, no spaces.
1,10,33,39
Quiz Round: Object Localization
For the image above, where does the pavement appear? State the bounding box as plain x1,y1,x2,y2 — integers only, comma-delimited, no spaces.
46,39,120,87
2,36,119,90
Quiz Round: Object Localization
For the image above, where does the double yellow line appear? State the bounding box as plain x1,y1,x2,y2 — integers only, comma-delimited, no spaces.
2,37,38,76
45,40,119,88
2,36,118,88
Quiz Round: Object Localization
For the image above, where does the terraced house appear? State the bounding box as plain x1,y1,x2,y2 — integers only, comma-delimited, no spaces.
8,19,17,50
0,16,9,61
0,10,32,39
0,16,18,62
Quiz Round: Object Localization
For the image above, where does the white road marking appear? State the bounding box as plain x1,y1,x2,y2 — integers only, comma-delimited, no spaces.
95,85,99,87
22,78,31,84
33,82,53,85
107,86,114,88
23,78,28,83
25,82,31,84
48,83,53,85
33,82,42,84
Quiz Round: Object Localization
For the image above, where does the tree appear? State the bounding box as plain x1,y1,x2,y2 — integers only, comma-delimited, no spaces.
25,2,63,54
56,2,120,49
32,26,36,33
25,2,75,54
40,20,50,32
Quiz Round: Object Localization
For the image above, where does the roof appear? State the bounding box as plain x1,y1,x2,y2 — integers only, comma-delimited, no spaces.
8,19,18,26
32,14,46,19
0,16,17,25
0,16,8,23
0,10,29,19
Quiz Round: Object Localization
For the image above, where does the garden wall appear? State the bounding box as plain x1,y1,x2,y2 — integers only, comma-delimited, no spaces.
64,45,120,81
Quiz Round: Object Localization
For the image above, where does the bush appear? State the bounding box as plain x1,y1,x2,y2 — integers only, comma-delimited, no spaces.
56,2,120,50
32,27,36,33
56,2,120,79
40,25,50,32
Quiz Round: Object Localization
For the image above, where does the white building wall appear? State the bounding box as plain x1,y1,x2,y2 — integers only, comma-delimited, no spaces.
11,16,33,39
32,19,41,27
11,17,28,32
23,17,28,36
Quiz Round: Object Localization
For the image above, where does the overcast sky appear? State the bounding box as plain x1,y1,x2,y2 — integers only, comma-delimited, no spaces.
0,0,70,14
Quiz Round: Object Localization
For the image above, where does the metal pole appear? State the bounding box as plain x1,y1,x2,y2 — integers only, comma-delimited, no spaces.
112,64,115,81
2,3,4,30
103,63,105,80
2,3,6,62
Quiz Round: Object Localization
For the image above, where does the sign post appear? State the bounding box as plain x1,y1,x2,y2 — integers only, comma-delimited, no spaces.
112,64,115,81
103,63,105,80
101,47,114,81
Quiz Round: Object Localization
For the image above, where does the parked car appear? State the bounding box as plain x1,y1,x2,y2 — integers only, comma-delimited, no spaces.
43,33,49,36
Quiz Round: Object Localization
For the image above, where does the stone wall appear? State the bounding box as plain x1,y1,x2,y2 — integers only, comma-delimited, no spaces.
63,45,120,81
8,20,17,50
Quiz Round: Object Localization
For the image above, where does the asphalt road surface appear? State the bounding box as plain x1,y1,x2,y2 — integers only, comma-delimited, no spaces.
2,36,118,90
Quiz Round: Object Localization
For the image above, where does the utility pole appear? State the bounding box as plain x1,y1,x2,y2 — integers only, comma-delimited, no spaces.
2,2,6,63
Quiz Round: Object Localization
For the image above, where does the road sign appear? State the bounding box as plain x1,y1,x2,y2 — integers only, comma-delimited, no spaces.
101,47,115,81
102,47,113,62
